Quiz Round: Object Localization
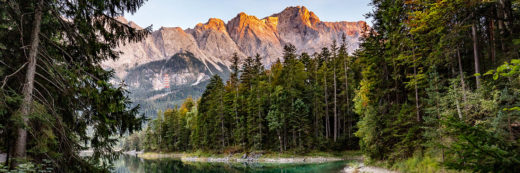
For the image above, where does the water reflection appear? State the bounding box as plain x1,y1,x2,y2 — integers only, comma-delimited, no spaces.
113,154,349,173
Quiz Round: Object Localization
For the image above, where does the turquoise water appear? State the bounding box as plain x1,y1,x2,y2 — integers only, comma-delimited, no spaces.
113,155,350,173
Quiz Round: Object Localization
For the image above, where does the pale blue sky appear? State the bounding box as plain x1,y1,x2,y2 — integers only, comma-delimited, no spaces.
125,0,373,30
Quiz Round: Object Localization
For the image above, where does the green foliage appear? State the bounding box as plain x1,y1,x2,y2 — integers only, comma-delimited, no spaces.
353,0,520,172
443,117,520,172
485,59,520,80
393,156,444,173
0,159,53,173
135,43,361,154
129,1,520,172
0,0,149,171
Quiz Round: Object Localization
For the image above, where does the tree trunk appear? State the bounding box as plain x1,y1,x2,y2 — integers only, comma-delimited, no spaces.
344,56,350,139
414,68,420,122
283,125,287,151
257,87,262,149
292,130,296,148
454,85,463,119
235,83,239,145
314,62,319,138
220,88,225,148
471,18,481,89
324,64,329,139
333,61,337,142
277,130,283,152
489,18,496,65
298,130,302,148
13,0,43,167
497,1,506,52
457,48,468,103
455,50,465,120
413,49,420,122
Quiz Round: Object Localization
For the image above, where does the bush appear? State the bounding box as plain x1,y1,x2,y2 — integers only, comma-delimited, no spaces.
393,156,443,173
0,160,53,173
443,117,520,173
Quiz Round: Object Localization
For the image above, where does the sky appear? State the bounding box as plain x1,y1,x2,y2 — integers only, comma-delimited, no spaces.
124,0,373,30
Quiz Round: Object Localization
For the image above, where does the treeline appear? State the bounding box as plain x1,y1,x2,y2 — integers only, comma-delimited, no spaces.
125,38,361,152
351,0,520,172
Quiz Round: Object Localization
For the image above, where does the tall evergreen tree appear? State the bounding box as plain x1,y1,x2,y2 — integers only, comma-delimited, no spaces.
1,0,148,171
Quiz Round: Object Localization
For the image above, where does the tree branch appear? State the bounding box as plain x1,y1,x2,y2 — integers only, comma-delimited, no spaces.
1,62,28,89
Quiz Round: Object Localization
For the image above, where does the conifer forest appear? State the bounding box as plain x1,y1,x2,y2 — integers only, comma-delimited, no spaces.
1,0,520,172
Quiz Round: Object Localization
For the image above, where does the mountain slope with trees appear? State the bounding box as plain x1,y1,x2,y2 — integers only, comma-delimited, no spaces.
104,6,369,119
125,39,361,153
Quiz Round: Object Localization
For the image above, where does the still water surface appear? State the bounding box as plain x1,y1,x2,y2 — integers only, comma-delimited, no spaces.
113,154,350,173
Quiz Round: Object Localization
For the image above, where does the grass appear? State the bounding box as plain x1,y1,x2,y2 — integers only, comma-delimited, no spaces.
392,156,443,173
362,154,467,173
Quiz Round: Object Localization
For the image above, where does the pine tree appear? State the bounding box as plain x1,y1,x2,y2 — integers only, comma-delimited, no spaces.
228,53,242,147
320,48,331,140
1,0,148,170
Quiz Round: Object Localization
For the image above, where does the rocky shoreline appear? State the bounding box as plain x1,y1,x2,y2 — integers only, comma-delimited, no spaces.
136,152,345,164
122,150,144,156
342,163,397,173
180,156,344,163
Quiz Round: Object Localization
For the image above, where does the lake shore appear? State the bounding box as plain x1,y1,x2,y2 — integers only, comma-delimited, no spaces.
135,151,362,164
132,151,399,172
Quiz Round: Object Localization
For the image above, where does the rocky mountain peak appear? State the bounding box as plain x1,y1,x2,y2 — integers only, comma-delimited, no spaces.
236,12,254,19
115,16,143,29
229,12,262,28
195,18,227,32
227,11,282,65
104,6,369,114
159,26,185,33
274,6,320,28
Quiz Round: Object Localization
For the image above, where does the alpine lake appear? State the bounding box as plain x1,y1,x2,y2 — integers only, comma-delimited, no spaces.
113,154,353,173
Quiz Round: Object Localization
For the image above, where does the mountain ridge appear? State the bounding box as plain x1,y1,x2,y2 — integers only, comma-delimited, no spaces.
106,6,368,79
104,6,369,117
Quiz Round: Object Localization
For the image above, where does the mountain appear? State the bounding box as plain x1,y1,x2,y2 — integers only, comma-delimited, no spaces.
123,52,229,117
103,6,369,117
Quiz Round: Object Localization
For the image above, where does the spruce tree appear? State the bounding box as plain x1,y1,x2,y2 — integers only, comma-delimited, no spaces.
1,0,148,170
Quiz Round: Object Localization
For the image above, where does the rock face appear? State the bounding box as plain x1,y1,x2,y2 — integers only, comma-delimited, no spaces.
272,6,366,55
105,22,229,79
123,52,229,116
187,18,245,62
226,12,283,65
103,6,369,117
